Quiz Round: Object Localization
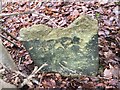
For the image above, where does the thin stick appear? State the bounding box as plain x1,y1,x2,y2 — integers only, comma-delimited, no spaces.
0,27,18,41
0,2,40,17
0,34,19,48
34,63,48,75
20,63,48,87
0,10,35,17
39,72,44,85
0,2,58,28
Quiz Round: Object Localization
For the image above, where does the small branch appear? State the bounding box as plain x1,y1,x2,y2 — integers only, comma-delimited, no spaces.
0,62,48,88
0,27,18,41
0,2,58,28
0,34,19,48
0,10,35,17
0,68,5,73
0,2,41,17
33,63,48,75
20,63,48,87
39,72,44,85
14,71,27,78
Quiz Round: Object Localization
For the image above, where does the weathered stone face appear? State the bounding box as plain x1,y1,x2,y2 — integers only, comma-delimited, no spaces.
19,15,99,76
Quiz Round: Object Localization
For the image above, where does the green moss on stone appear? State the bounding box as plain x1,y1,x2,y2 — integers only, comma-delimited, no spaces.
19,15,99,76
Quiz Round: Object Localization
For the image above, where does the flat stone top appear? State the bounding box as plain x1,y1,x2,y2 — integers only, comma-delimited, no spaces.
19,15,98,48
19,15,99,76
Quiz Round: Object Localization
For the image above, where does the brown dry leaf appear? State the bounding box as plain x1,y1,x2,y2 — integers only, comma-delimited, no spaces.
42,79,56,88
52,13,59,18
1,1,120,89
50,79,56,87
108,79,118,86
71,9,79,19
96,83,105,87
98,30,105,36
81,6,88,13
23,60,33,65
58,19,67,27
43,7,53,15
82,82,95,89
67,15,74,22
104,50,115,59
117,81,120,89
19,7,25,12
104,67,112,79
111,65,120,79
104,63,120,79
104,63,114,79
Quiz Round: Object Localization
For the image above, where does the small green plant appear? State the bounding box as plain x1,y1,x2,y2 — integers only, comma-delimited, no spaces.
95,12,100,19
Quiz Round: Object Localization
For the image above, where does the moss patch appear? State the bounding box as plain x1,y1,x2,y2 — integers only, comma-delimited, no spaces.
19,15,99,76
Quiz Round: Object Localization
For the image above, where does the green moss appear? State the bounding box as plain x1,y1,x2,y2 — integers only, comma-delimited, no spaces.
19,15,99,76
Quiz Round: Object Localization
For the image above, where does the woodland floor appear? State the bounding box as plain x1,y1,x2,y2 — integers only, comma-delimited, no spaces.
0,1,120,90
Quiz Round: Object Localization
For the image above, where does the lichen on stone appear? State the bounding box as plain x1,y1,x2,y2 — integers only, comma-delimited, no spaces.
19,15,99,76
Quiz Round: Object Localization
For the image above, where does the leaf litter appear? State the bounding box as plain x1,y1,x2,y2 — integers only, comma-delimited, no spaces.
0,0,120,89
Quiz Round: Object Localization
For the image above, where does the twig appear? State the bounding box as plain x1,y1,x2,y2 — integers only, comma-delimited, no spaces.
18,57,22,66
20,63,48,87
39,72,44,85
0,1,41,17
0,10,35,17
33,63,48,75
14,71,27,78
38,13,59,27
0,62,13,72
0,68,5,73
1,2,58,28
0,34,19,48
0,27,18,41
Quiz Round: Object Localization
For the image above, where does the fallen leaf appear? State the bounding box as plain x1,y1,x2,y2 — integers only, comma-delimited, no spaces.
104,63,120,79
104,67,112,79
71,9,79,19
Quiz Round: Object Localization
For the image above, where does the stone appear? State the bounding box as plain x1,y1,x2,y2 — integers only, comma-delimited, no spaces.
0,78,17,90
19,15,99,76
0,39,18,71
0,39,17,89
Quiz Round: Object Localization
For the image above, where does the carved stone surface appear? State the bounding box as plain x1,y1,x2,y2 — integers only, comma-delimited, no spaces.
19,15,99,76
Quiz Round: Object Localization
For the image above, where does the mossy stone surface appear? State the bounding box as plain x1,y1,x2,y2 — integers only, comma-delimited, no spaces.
19,15,99,76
